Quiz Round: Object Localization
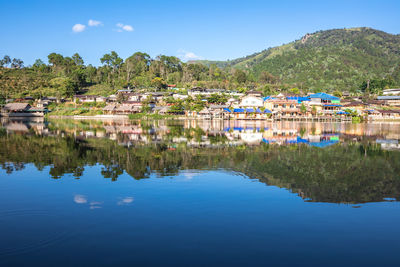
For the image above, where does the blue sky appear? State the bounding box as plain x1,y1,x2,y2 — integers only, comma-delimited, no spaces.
1,0,399,66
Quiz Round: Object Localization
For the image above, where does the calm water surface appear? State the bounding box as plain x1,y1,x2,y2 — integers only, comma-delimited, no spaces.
1,118,400,266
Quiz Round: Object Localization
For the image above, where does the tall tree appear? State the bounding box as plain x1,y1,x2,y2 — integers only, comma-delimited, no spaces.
11,58,24,69
72,53,84,66
1,55,11,67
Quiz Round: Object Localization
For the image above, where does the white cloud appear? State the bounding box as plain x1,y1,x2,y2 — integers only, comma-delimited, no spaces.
74,194,87,204
72,23,86,33
88,19,102,27
117,197,134,205
116,23,134,32
90,201,103,209
177,49,203,61
122,25,133,31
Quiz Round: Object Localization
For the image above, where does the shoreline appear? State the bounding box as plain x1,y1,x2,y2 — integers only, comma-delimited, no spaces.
42,114,400,123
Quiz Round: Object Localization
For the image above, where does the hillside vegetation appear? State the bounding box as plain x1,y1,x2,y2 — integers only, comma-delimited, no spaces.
195,27,400,91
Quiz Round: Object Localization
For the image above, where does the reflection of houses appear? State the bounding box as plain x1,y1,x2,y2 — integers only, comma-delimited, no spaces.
307,134,339,148
240,130,263,145
261,126,298,144
376,139,400,150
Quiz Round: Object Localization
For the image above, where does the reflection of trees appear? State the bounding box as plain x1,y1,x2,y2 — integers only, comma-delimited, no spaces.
101,164,123,181
1,133,400,204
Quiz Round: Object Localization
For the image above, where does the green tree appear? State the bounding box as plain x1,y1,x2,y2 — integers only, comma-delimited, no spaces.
48,53,65,72
0,55,11,67
151,77,167,90
11,58,24,69
49,77,77,97
234,69,247,84
72,53,84,66
300,103,307,113
289,87,300,94
333,90,343,97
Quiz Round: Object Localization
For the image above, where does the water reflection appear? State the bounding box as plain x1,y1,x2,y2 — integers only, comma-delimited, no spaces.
1,118,400,204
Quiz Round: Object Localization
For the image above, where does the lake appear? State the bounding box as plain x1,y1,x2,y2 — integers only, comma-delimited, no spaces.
1,118,400,266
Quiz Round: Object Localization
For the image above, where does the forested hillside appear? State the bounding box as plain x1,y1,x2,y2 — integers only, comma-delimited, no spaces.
0,27,399,100
195,27,400,91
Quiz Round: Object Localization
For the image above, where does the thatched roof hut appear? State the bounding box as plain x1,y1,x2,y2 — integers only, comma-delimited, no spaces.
2,103,30,112
103,104,117,112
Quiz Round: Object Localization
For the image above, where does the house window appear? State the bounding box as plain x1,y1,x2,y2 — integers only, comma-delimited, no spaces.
290,104,294,108
282,104,286,108
274,104,278,108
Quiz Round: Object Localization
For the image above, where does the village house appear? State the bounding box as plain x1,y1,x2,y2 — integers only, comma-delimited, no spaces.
307,93,341,115
264,94,301,117
377,96,400,106
188,88,243,98
117,89,133,94
115,103,141,114
245,91,263,97
106,94,118,103
342,101,366,114
1,103,47,117
36,99,50,108
124,101,145,109
226,97,240,107
167,84,177,90
146,92,170,102
239,95,263,109
208,105,229,119
382,88,400,96
74,95,104,103
126,92,145,102
368,109,400,120
173,93,189,100
197,108,212,119
103,104,117,114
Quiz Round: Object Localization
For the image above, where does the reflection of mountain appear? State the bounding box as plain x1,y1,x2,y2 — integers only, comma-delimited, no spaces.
1,126,400,204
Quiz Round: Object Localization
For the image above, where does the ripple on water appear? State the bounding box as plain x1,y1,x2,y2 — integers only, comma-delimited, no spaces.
0,209,76,258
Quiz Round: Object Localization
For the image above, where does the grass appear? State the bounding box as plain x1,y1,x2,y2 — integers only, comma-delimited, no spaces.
128,113,175,120
47,102,104,116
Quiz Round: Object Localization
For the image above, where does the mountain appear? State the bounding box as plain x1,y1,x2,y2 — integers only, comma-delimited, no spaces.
193,27,400,91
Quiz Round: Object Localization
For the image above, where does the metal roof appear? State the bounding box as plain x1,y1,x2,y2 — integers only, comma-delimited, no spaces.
309,92,340,101
377,96,400,100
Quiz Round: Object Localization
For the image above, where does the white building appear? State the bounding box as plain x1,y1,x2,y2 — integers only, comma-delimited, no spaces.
239,95,263,108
